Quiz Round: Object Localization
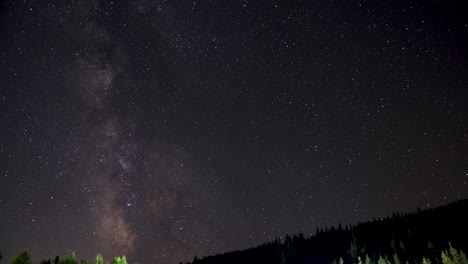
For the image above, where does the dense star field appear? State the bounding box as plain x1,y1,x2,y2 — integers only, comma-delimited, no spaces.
0,1,467,264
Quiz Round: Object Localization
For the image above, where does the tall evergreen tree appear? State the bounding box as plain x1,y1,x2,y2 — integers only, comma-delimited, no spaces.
95,255,104,264
349,239,359,262
393,253,401,264
365,254,372,264
60,253,77,264
112,256,127,264
357,256,363,264
460,252,468,264
441,243,468,264
10,251,32,264
112,257,121,264
377,255,390,264
391,239,397,253
422,257,432,264
399,241,406,253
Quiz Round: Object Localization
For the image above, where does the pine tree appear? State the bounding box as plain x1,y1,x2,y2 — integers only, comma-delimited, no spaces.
442,249,451,264
279,250,286,264
357,256,363,264
390,239,396,253
95,255,104,264
400,241,406,253
460,252,468,264
428,242,435,250
393,253,401,264
449,243,462,264
349,239,359,262
365,254,372,264
111,256,128,264
422,257,431,264
441,243,468,264
60,253,77,264
377,255,390,264
11,251,32,264
112,257,121,264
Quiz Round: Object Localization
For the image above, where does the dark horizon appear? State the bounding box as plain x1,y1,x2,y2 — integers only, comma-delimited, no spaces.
4,198,468,264
0,1,467,264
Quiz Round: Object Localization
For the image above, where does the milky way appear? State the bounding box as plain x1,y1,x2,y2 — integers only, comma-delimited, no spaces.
62,1,216,261
0,1,467,264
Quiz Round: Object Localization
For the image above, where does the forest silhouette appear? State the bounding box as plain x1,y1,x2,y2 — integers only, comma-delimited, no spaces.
185,199,468,264
2,200,467,264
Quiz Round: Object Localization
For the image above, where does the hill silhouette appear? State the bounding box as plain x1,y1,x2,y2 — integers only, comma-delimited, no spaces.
185,200,468,264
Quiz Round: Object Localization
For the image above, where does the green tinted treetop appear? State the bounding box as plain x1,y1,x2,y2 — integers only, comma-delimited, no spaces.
10,251,32,264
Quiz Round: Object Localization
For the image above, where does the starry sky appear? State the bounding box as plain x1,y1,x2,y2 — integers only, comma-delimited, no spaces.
0,0,467,264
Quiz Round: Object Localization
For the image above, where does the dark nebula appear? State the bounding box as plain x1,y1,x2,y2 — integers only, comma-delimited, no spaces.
0,1,467,264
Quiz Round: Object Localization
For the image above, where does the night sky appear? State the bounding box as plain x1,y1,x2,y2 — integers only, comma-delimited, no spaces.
0,1,467,264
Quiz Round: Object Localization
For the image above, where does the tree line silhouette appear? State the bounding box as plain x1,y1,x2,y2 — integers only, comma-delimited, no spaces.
6,252,128,264
1,200,467,264
186,199,468,264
